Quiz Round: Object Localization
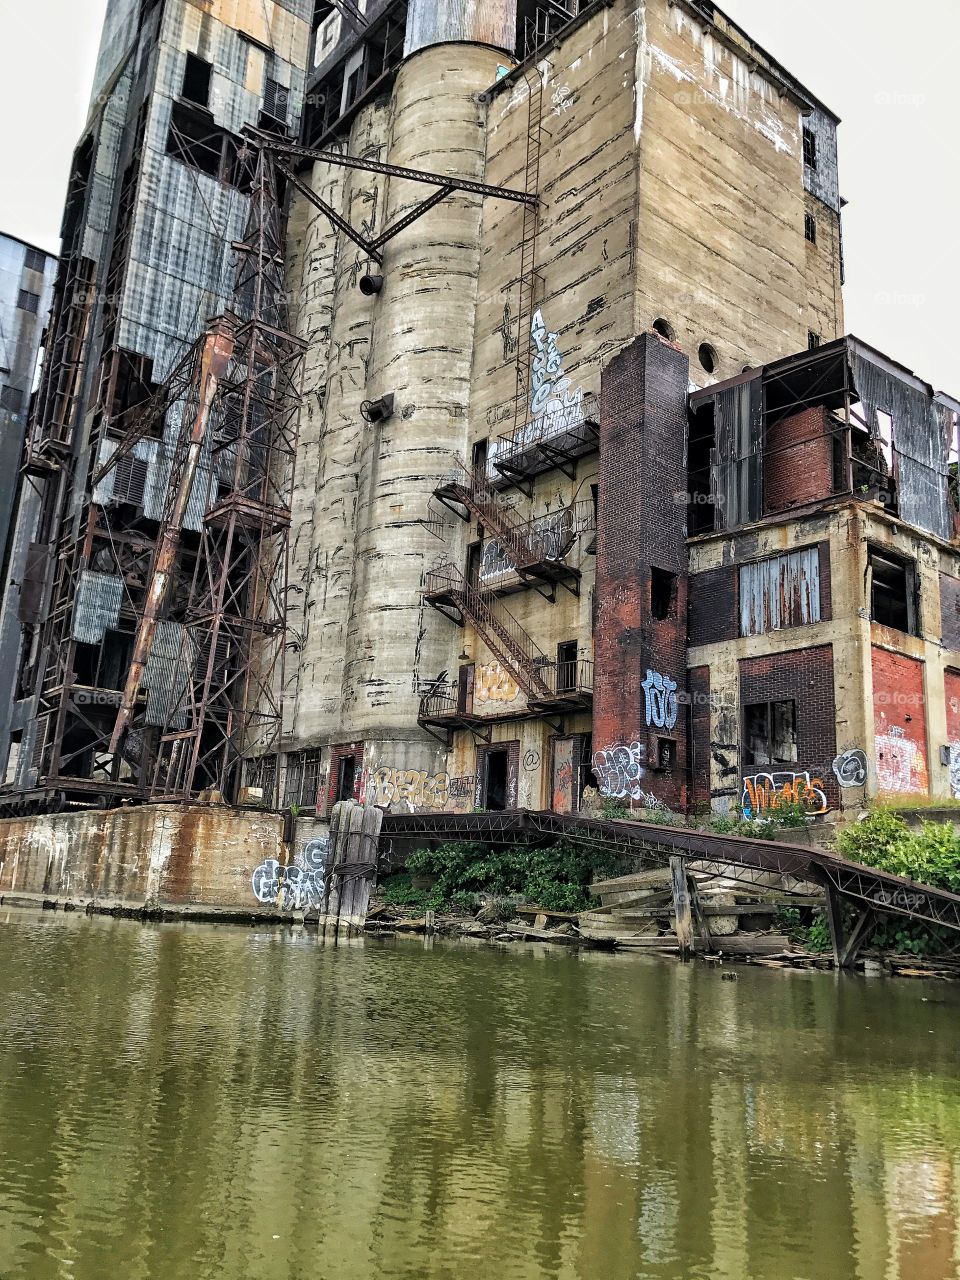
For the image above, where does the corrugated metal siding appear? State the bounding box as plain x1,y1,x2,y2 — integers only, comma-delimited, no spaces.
141,620,195,727
405,0,515,55
849,345,952,542
740,547,821,636
802,109,841,213
72,571,124,644
712,378,762,530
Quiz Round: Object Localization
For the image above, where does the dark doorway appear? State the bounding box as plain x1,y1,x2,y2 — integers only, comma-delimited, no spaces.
556,640,578,692
335,754,356,802
485,748,509,811
466,540,482,589
471,438,488,478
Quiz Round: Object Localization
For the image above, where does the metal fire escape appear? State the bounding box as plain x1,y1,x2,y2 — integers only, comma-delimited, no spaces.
433,456,580,597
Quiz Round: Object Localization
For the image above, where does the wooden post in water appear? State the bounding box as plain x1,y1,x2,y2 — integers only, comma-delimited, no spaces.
670,856,694,960
321,801,382,935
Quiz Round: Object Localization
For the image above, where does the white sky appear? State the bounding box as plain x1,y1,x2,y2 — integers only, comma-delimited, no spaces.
0,0,957,391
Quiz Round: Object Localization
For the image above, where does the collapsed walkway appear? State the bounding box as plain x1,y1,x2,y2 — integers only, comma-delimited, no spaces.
381,810,960,968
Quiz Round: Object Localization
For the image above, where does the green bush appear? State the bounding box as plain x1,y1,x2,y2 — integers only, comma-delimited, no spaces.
388,838,624,914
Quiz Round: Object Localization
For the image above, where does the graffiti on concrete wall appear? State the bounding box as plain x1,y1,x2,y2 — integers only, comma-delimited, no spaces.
593,741,647,800
474,662,522,706
252,837,329,910
875,726,928,795
832,748,868,788
642,669,679,730
370,767,450,811
449,776,475,800
950,744,960,800
741,771,828,818
552,738,576,814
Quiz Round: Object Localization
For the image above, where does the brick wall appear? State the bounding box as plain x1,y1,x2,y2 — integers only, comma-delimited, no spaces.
325,741,364,814
595,333,690,809
940,574,960,650
689,564,737,647
872,647,928,796
764,406,834,514
738,644,838,811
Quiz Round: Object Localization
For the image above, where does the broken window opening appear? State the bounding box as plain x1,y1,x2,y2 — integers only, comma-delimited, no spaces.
687,400,716,536
808,330,822,351
875,408,895,471
804,212,817,244
743,700,798,768
802,124,818,171
335,753,356,803
182,53,212,108
869,546,916,634
650,567,677,620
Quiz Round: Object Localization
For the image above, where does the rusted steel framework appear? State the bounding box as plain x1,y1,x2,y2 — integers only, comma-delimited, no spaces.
380,810,960,942
143,150,306,803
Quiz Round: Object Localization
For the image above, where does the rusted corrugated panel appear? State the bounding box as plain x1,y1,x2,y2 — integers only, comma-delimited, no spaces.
712,377,762,530
740,546,821,636
72,571,124,644
848,344,952,542
405,0,516,55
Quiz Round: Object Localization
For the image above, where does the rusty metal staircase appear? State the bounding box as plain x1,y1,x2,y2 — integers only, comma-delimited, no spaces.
434,457,579,596
423,562,553,701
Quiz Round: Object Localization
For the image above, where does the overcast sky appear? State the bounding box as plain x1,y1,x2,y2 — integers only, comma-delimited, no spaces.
1,0,956,392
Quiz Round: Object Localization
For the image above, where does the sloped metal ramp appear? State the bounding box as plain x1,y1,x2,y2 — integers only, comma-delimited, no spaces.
379,810,960,965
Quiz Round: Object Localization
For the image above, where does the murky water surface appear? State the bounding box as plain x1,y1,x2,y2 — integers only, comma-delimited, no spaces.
0,912,959,1280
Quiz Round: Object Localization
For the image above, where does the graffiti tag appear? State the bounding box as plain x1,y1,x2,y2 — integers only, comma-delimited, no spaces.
741,771,828,818
950,743,960,800
642,669,679,730
474,662,521,705
832,748,868,788
252,837,329,910
371,767,449,811
875,727,928,795
593,742,647,800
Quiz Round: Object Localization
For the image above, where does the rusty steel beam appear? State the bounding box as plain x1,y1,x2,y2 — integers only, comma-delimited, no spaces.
109,317,236,754
261,137,539,207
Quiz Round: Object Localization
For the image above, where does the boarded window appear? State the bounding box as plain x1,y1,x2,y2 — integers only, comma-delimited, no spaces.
739,547,822,636
263,76,288,124
111,452,149,506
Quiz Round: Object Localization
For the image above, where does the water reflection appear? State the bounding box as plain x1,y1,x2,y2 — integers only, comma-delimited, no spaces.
0,913,957,1280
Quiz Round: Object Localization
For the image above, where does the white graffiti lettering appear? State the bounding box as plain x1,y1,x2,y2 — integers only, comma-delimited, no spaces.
593,742,647,800
642,669,679,730
251,837,329,910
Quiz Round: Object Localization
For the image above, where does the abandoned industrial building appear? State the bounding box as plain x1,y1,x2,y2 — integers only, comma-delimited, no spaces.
2,0,959,843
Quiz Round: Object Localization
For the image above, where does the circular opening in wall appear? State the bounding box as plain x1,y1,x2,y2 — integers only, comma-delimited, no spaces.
698,342,718,374
652,317,675,341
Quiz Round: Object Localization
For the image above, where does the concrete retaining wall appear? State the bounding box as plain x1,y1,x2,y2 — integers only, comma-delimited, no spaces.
0,804,284,912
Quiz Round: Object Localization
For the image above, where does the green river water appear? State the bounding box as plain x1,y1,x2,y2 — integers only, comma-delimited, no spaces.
0,910,958,1280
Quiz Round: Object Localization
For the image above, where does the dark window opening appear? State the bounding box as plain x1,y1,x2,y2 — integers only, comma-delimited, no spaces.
182,53,212,107
24,247,46,273
650,567,676,620
166,100,223,178
0,385,24,414
484,748,509,812
655,737,677,771
743,700,798,768
471,438,488,478
808,330,822,351
652,317,675,341
687,400,716,536
457,663,475,714
698,342,717,375
466,540,482,589
557,640,578,692
869,547,916,634
17,290,40,315
802,124,818,171
804,212,817,244
335,754,356,803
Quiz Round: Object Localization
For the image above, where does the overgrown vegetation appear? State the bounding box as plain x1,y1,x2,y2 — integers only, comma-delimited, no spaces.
381,838,626,914
705,800,809,841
